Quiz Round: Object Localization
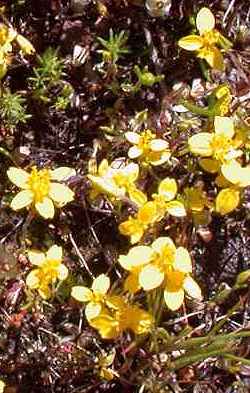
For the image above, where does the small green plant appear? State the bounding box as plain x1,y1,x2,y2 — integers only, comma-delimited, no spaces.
29,47,73,110
97,29,129,65
122,65,164,93
0,89,30,130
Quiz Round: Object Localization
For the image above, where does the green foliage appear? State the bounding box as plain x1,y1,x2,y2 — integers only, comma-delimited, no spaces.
29,48,73,110
97,29,129,65
0,89,30,130
122,65,164,93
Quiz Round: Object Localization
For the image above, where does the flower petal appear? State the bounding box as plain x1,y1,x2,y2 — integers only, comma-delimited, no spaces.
85,301,102,321
166,201,186,217
16,34,35,54
215,188,240,215
7,167,29,189
28,250,46,266
125,132,140,145
150,139,169,152
183,276,202,299
139,265,164,290
120,163,139,182
178,35,204,51
47,245,62,261
150,151,171,166
71,286,92,302
57,264,68,280
124,273,141,293
138,201,158,224
128,146,143,159
214,116,234,138
158,178,177,201
50,167,76,181
164,288,184,311
92,274,110,295
174,247,192,273
35,197,55,219
128,188,148,207
199,158,220,173
49,183,74,206
221,160,241,184
199,46,224,71
196,7,215,35
119,246,154,270
26,269,40,289
188,133,213,156
151,236,176,256
10,190,33,210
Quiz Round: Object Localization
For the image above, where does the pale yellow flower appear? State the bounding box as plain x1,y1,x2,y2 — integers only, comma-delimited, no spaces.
119,245,155,293
119,201,158,244
189,116,242,173
71,274,110,321
26,245,68,299
89,296,153,339
125,130,171,166
178,8,231,71
7,166,75,219
88,159,146,206
215,160,250,215
152,177,186,220
119,237,202,310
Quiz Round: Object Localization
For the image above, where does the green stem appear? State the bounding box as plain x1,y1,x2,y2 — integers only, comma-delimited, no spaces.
180,100,212,117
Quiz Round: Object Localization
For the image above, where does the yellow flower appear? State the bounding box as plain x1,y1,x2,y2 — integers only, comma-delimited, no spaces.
97,350,118,380
7,166,75,219
71,274,110,322
178,7,231,71
119,245,155,293
215,160,250,215
119,237,202,310
152,177,186,220
119,201,158,244
88,159,146,206
125,130,171,166
26,245,68,299
189,116,242,173
213,84,232,116
89,295,153,339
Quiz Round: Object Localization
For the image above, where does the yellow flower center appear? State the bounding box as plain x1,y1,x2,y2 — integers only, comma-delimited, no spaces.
92,292,105,303
138,130,155,151
165,271,185,292
210,134,232,162
154,245,176,274
28,167,51,203
202,30,219,47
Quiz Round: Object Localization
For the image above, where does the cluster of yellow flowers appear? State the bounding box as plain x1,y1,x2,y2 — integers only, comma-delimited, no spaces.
4,7,250,347
119,237,202,311
188,116,250,215
119,177,186,243
71,274,153,339
0,23,35,78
